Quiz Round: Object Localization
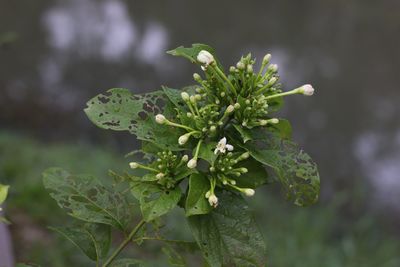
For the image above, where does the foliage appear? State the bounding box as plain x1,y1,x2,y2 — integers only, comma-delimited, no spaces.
42,44,321,266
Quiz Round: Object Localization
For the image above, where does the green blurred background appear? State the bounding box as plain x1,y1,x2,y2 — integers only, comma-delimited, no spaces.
1,0,400,266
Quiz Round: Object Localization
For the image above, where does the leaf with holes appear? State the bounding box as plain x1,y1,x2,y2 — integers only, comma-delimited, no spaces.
131,181,182,222
185,173,212,216
187,190,267,267
244,133,320,206
50,223,110,261
43,168,132,231
85,88,183,151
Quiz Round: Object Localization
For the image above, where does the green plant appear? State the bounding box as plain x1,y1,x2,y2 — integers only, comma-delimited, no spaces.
43,44,320,267
0,183,9,223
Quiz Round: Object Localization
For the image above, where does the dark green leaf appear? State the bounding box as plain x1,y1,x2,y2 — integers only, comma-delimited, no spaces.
43,168,132,231
111,259,145,267
188,191,267,267
245,134,320,206
185,173,212,216
235,158,272,188
84,88,182,151
198,142,218,164
50,223,110,261
131,182,181,222
167,44,215,64
162,245,187,266
233,124,253,143
269,118,292,140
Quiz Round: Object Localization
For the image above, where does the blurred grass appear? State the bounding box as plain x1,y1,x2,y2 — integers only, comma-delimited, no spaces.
1,131,399,267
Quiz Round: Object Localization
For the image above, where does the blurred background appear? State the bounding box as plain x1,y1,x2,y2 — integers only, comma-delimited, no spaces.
1,0,400,266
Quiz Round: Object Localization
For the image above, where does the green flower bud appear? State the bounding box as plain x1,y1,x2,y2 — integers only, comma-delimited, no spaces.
181,92,190,101
155,114,167,124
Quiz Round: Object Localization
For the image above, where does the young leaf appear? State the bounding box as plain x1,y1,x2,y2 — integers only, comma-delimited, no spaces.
49,223,111,261
244,134,320,206
198,142,218,164
185,173,212,216
84,88,182,151
188,190,267,267
167,43,216,64
131,182,182,222
43,168,133,231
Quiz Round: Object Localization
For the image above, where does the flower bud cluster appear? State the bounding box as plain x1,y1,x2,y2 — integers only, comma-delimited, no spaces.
129,151,189,189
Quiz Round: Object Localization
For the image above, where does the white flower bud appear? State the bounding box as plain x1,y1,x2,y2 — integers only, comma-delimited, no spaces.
181,155,189,162
247,64,253,73
268,64,278,72
205,190,211,198
226,105,235,113
236,62,245,70
129,162,139,169
195,94,202,101
190,95,196,104
229,66,236,73
178,133,190,145
209,125,216,132
187,158,197,169
240,152,250,160
193,73,201,81
263,54,271,64
156,173,165,179
197,50,215,65
181,92,190,101
209,166,216,172
220,92,226,97
270,118,279,124
208,194,218,207
234,103,241,109
268,77,277,85
259,120,268,126
299,84,314,96
155,114,167,124
243,188,255,197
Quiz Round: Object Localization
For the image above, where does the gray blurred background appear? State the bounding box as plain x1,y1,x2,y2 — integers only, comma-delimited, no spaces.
1,0,400,266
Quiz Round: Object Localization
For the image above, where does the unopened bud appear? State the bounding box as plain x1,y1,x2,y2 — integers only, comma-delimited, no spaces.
210,125,216,132
234,103,241,109
193,73,201,81
208,194,218,207
226,105,235,113
243,188,255,197
229,66,236,73
156,173,165,179
268,64,278,72
181,92,190,101
263,54,271,65
247,64,253,73
178,133,191,145
299,84,314,96
155,114,167,124
187,158,197,169
129,162,139,169
268,77,277,85
197,50,215,65
181,155,189,162
236,62,245,70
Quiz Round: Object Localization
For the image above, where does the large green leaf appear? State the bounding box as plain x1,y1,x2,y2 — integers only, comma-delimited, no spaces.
234,158,272,188
167,43,216,64
245,134,320,206
185,173,212,216
188,191,267,267
43,168,133,231
131,182,181,222
50,223,110,261
0,183,9,204
198,142,218,164
84,88,182,151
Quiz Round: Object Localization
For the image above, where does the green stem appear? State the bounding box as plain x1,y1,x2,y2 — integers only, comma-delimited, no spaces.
166,120,197,132
212,65,237,96
102,220,146,267
265,88,300,100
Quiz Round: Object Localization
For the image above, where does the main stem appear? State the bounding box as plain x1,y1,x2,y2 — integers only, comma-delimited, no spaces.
102,220,146,267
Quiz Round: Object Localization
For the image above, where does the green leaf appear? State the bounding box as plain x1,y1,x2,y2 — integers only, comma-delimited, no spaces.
162,245,187,266
167,43,215,64
198,142,218,164
43,168,133,231
245,134,320,206
84,88,182,151
50,223,111,261
267,95,284,112
233,124,253,143
111,259,145,267
269,118,292,140
131,182,182,222
185,173,212,216
0,183,9,205
188,191,267,267
234,158,272,188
